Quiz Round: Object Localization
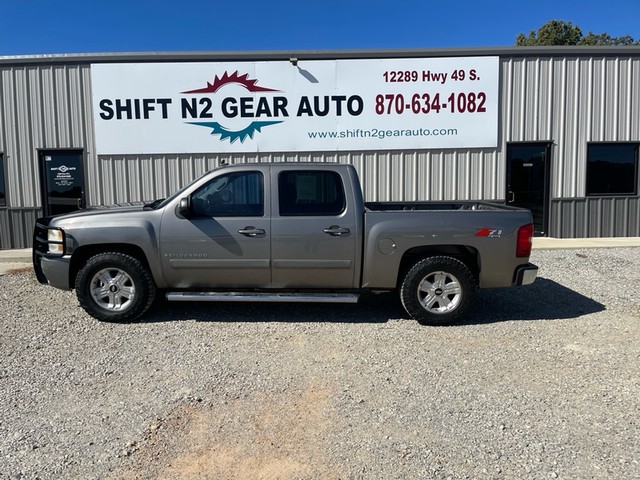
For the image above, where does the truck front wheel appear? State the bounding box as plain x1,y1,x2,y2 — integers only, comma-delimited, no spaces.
75,252,156,322
400,256,475,326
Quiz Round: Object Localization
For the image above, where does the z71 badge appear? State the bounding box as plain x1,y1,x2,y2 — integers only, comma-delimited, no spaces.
475,228,503,238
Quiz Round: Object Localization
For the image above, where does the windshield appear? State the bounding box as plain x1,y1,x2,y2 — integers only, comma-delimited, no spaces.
154,171,212,210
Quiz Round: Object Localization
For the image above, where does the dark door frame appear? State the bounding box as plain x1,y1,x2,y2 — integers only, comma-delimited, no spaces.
37,148,86,217
506,141,552,236
0,152,6,207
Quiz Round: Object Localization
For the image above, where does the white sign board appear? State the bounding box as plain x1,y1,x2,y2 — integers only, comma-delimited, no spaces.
90,57,499,154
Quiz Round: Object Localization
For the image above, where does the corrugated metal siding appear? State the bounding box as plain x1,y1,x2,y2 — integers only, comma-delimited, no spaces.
502,55,640,197
93,149,502,206
0,64,93,248
0,64,94,208
0,208,40,248
502,55,640,238
552,197,640,238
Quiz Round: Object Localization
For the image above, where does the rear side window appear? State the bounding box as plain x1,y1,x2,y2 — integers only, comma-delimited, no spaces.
279,170,345,216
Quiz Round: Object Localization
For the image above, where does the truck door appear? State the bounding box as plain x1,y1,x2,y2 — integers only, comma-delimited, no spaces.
160,169,271,288
270,168,358,289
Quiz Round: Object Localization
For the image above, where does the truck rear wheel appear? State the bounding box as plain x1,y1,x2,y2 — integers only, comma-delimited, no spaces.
75,252,156,323
400,256,475,326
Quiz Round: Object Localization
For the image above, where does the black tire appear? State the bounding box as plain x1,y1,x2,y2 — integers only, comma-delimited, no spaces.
400,256,475,326
75,252,156,323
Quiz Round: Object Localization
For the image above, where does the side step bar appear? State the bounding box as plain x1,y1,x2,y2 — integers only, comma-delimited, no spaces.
166,292,360,304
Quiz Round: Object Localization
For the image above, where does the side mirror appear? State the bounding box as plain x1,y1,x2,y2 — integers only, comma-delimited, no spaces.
177,197,192,218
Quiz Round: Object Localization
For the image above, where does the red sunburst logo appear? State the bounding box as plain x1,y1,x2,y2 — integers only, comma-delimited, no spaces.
181,71,279,94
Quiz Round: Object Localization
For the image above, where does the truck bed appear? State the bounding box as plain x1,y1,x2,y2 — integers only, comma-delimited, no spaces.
361,201,535,289
364,201,518,212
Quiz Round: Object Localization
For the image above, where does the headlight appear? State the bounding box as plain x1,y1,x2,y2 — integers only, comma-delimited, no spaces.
47,229,63,242
47,229,65,255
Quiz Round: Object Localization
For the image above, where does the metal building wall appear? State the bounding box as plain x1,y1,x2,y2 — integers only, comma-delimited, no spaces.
94,149,502,206
2,49,639,248
0,63,94,248
502,54,640,236
551,197,640,237
68,53,640,239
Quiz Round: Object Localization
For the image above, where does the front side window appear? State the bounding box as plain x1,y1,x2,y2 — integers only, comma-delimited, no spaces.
191,171,263,217
0,154,6,206
586,144,638,196
279,170,345,216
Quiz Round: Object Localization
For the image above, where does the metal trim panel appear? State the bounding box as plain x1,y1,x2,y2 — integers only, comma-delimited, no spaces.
170,259,270,269
273,259,353,269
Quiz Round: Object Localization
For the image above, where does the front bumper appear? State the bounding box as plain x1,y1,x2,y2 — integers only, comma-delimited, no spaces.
40,256,73,290
33,219,72,290
513,263,538,286
33,251,72,290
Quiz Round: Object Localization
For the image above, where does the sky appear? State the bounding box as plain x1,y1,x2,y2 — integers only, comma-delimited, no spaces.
1,0,639,56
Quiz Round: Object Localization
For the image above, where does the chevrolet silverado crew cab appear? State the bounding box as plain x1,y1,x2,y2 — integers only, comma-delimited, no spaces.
33,163,537,326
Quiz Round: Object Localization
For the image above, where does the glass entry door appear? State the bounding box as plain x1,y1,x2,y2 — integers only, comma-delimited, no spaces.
506,143,551,236
39,150,86,216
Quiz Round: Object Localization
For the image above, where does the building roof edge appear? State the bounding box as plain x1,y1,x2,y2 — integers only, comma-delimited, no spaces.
2,46,640,65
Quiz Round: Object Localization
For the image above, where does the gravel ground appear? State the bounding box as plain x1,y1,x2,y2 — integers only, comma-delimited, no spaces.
1,248,639,480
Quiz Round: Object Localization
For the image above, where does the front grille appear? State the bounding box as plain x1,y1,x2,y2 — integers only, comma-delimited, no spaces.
33,219,51,284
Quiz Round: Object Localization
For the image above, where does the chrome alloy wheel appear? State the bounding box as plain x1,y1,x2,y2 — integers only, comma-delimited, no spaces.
417,271,462,314
89,267,136,312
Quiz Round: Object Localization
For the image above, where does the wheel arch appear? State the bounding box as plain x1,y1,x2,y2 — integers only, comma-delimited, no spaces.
396,245,480,289
69,243,152,289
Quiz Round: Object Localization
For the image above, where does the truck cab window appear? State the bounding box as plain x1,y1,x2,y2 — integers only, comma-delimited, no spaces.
191,171,263,217
278,170,345,216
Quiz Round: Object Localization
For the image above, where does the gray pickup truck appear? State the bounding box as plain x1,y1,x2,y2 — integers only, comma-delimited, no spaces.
33,163,537,325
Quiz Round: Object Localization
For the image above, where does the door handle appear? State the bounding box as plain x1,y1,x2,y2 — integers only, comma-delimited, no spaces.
238,226,266,237
508,191,515,203
323,225,351,236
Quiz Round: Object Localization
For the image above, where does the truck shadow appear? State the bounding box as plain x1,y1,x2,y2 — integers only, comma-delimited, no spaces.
465,277,605,325
143,277,604,325
145,293,395,324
